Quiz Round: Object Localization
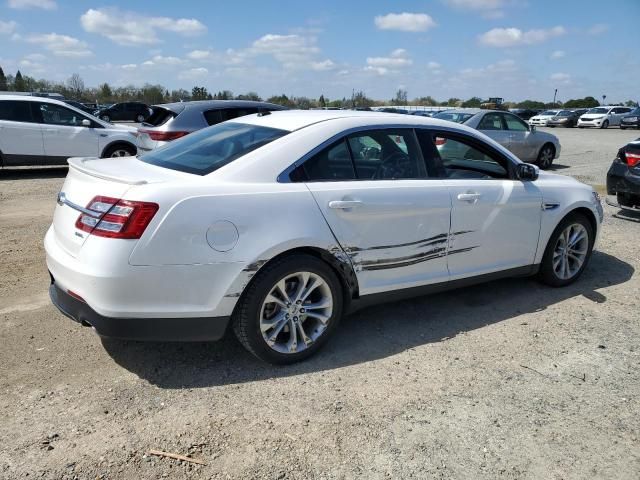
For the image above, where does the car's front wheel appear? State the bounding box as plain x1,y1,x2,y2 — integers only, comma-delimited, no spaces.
538,213,594,287
233,254,344,364
601,120,609,129
136,114,145,123
537,144,555,169
103,144,136,158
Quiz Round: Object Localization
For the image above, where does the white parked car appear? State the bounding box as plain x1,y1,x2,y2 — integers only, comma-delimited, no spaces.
577,106,633,129
0,95,138,167
528,110,560,127
46,111,603,363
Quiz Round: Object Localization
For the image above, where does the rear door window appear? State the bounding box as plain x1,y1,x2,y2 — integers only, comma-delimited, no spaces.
478,113,506,130
204,108,260,126
503,113,529,131
0,100,35,123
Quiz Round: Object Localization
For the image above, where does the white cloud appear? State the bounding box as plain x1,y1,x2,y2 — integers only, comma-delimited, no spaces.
26,33,92,57
80,8,206,46
251,34,319,64
187,49,212,60
310,59,335,71
178,67,208,80
364,66,389,76
23,53,45,61
367,48,413,68
479,26,566,47
550,72,571,84
550,50,565,59
7,0,56,10
142,55,184,66
121,64,137,70
427,61,441,69
587,24,609,35
0,20,18,35
374,13,436,32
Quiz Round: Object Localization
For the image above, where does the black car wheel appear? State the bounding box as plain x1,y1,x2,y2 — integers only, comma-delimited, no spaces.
601,120,609,129
136,114,145,123
101,115,111,122
537,144,555,170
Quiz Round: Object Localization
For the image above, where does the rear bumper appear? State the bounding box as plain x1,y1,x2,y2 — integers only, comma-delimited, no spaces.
49,282,230,341
607,161,640,196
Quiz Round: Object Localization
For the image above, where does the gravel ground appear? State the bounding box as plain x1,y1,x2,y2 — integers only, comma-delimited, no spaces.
1,128,639,479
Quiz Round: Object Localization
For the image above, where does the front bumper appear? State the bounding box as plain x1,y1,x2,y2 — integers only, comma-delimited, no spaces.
49,282,230,341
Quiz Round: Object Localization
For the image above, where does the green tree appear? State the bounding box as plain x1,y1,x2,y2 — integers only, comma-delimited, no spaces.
98,83,112,102
0,66,7,91
266,94,296,108
352,90,374,108
624,99,638,107
414,96,437,106
461,96,482,108
392,89,408,106
141,84,165,104
562,96,599,108
235,92,262,101
66,73,85,99
191,86,209,100
515,99,546,109
14,70,26,91
318,94,326,108
214,90,233,100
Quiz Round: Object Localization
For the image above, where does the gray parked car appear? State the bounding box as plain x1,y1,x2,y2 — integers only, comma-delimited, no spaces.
137,100,287,152
433,109,561,169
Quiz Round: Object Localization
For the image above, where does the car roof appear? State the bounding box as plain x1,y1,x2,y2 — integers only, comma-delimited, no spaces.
227,109,484,133
435,108,482,115
0,94,68,107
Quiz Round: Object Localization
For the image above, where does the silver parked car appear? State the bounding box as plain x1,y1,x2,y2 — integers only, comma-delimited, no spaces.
137,100,287,152
433,109,561,169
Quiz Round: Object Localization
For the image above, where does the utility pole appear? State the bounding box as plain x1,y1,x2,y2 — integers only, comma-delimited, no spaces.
602,94,606,106
553,88,558,106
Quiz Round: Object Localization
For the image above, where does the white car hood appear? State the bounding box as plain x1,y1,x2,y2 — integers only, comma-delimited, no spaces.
580,113,607,119
531,115,555,120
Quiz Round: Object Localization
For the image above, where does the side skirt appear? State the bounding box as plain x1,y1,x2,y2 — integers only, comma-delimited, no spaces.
347,264,539,313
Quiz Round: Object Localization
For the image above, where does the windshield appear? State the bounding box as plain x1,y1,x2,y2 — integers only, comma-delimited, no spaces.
139,122,288,175
540,110,558,116
557,110,573,117
587,107,608,114
629,107,640,115
433,112,475,123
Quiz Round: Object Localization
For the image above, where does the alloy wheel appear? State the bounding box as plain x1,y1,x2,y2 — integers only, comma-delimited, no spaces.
110,149,131,157
552,223,589,280
259,271,334,354
539,146,554,169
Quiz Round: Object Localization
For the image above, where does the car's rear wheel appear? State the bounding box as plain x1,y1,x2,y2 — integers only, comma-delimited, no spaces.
537,143,555,169
136,114,145,123
601,120,609,129
103,144,136,158
538,213,594,287
233,254,344,364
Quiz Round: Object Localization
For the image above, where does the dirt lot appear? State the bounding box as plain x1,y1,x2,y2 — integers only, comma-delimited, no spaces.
1,128,639,479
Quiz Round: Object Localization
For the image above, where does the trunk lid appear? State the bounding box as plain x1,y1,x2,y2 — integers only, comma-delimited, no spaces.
52,156,180,257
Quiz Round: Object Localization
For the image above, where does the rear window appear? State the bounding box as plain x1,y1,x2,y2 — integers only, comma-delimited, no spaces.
139,122,288,175
433,112,474,123
0,100,34,122
540,110,558,116
144,107,177,127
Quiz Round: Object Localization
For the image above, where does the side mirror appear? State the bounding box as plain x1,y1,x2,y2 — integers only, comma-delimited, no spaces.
517,163,539,181
81,119,91,127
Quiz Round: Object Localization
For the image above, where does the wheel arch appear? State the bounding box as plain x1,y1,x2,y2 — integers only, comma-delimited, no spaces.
229,245,360,318
100,140,137,158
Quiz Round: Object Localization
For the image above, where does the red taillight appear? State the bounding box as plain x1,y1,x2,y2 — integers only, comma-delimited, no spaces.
67,290,85,302
139,129,189,141
75,196,159,239
435,137,447,146
625,151,640,167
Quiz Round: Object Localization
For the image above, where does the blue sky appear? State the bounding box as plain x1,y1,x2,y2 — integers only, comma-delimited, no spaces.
0,0,638,102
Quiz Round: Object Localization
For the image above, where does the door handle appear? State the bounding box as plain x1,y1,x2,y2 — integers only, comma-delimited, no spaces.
457,192,482,203
328,200,363,210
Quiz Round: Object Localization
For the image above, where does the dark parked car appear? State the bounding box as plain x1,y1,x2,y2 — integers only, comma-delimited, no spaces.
137,100,287,152
63,100,95,115
607,138,640,210
510,109,540,121
94,102,151,123
620,107,640,130
546,110,581,128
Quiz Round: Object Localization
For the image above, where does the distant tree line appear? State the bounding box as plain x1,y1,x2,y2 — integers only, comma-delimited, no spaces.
0,66,636,109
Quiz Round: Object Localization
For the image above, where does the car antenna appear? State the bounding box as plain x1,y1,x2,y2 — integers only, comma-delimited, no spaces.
257,110,271,117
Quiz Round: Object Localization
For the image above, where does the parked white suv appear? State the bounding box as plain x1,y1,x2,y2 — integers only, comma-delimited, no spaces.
528,110,559,127
0,95,138,167
577,106,633,129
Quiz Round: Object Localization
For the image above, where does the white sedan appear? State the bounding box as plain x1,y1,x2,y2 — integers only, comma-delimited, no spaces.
46,111,603,363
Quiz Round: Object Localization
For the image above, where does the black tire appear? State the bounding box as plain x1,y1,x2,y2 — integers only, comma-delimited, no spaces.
232,254,344,364
620,126,627,130
136,114,145,123
102,143,136,158
538,212,594,287
578,126,584,129
536,143,555,170
601,120,609,129
101,115,111,122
